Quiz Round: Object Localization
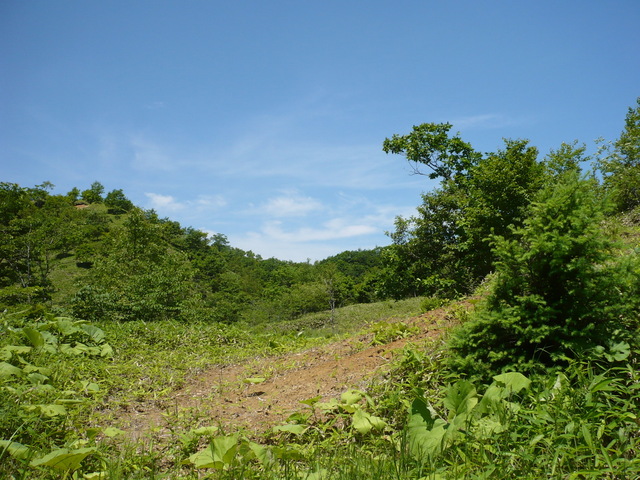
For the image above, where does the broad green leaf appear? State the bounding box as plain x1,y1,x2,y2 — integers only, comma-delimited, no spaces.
40,330,57,345
22,327,44,348
443,380,478,418
187,446,221,469
24,404,67,417
305,468,329,480
475,384,504,415
409,396,438,428
27,372,48,385
475,417,507,438
0,440,33,461
588,375,617,394
0,361,23,378
213,434,240,466
30,447,96,470
102,427,126,438
84,472,106,479
316,398,339,412
247,441,274,466
84,345,102,356
23,364,51,376
341,389,364,405
81,324,105,343
243,377,266,384
273,424,308,435
529,434,546,447
100,344,114,357
407,416,447,461
31,384,55,394
407,397,447,461
581,424,594,450
1,345,31,361
55,398,84,405
79,380,101,393
59,343,79,355
55,318,82,336
191,426,219,436
299,395,322,406
271,444,305,461
492,372,531,394
352,408,387,434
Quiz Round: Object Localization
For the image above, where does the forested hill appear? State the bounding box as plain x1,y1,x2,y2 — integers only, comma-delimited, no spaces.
1,98,639,327
1,99,640,479
0,182,388,323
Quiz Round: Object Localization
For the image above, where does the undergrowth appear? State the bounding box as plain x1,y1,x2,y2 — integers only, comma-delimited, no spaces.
2,299,639,479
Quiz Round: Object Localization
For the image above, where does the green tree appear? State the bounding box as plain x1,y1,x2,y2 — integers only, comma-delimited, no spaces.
104,188,134,213
379,188,467,299
81,181,105,204
463,139,545,280
66,186,81,203
381,127,546,298
448,170,639,380
0,183,79,306
597,97,640,212
383,122,480,181
71,209,196,322
544,140,589,176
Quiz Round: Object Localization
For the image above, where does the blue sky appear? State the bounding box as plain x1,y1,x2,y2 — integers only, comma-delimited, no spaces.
2,1,639,261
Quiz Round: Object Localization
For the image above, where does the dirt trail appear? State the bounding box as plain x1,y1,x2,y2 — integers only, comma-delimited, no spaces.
118,305,463,439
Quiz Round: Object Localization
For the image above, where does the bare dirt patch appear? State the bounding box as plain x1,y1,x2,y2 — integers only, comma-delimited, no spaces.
114,304,466,440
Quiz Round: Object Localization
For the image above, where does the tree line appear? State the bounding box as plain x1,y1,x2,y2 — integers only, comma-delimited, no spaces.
1,98,638,329
0,182,384,324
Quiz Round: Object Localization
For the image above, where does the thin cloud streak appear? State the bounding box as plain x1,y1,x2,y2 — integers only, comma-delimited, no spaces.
451,113,533,130
145,192,227,213
262,191,324,217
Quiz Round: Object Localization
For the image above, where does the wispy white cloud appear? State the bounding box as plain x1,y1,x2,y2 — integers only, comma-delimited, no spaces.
262,191,324,217
261,218,377,243
145,192,227,214
233,218,380,261
145,192,186,212
451,113,531,130
195,194,227,208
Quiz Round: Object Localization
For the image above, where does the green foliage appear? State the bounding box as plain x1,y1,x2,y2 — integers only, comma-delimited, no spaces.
598,97,640,212
463,139,546,280
0,183,83,308
0,310,112,478
448,170,640,379
71,209,198,322
104,188,134,214
419,296,448,313
2,98,640,478
381,134,547,298
370,321,419,345
382,122,480,181
81,181,105,204
401,361,640,479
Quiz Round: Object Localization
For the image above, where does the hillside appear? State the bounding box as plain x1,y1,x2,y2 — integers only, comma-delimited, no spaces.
2,99,640,478
107,300,466,440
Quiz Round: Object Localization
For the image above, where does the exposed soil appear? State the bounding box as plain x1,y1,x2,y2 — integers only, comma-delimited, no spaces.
115,303,467,440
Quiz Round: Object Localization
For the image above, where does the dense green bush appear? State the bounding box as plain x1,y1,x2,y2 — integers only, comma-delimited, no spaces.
598,97,640,212
447,170,640,380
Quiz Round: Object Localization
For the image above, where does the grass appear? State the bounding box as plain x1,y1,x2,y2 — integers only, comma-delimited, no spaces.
2,297,640,479
94,297,425,406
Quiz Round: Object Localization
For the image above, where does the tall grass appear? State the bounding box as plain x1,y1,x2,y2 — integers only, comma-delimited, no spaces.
3,300,640,479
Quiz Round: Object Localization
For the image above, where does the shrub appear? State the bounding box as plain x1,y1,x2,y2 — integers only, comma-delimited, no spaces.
447,170,640,380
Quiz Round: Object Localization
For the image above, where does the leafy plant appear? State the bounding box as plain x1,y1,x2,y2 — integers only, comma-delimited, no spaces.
370,321,419,345
448,169,640,380
0,310,112,478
